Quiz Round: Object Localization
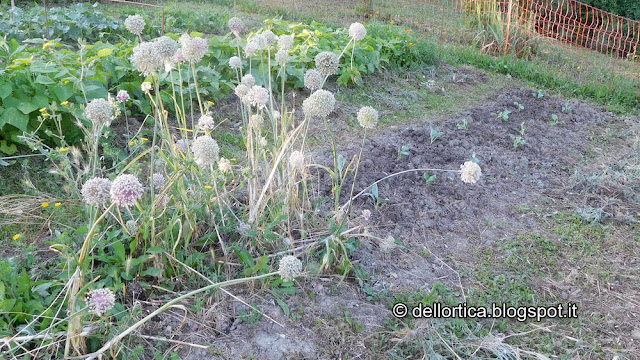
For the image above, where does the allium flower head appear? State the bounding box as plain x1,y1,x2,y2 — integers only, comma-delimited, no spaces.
235,84,250,100
81,177,112,205
218,157,232,173
304,69,323,91
357,106,379,129
250,114,264,128
241,74,255,87
236,222,251,237
275,49,289,67
179,34,208,63
175,138,188,153
116,90,130,102
278,255,302,282
315,51,339,76
228,17,245,36
289,150,305,170
110,174,144,207
172,49,185,63
245,41,258,57
362,209,371,221
263,30,277,46
192,135,220,166
229,56,242,69
277,34,294,51
380,235,397,253
141,82,152,93
125,219,139,236
86,288,116,317
124,15,145,36
130,42,163,76
247,85,269,108
259,136,267,147
197,114,215,130
154,36,178,59
152,173,165,190
272,110,281,120
253,34,267,50
349,22,367,41
303,89,335,118
84,98,113,125
460,161,482,184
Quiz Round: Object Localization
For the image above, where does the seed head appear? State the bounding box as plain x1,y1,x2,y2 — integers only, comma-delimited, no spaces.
460,161,482,184
235,84,250,100
315,51,339,76
379,235,397,253
192,135,220,166
124,15,145,36
250,114,264,128
141,82,152,93
228,17,245,37
247,85,269,108
275,49,289,67
253,34,267,50
304,69,323,91
277,34,294,51
154,36,178,59
175,138,188,153
81,177,112,205
245,41,258,57
289,150,305,170
262,30,277,46
349,22,367,41
218,157,232,173
357,106,379,129
197,114,215,130
130,41,163,76
110,174,144,207
84,98,114,126
241,74,255,87
179,34,208,63
303,89,335,118
278,255,302,282
116,90,130,102
86,288,116,317
229,56,242,69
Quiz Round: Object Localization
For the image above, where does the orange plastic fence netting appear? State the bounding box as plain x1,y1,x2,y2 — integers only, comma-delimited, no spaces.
455,0,640,61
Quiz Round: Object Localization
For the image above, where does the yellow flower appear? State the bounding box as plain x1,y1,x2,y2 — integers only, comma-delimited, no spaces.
42,41,54,50
376,11,379,15
141,137,148,142
406,29,410,34
204,185,213,189
129,141,135,146
39,107,47,113
61,101,69,106
230,158,237,162
42,202,49,208
409,42,413,46
59,147,69,152
207,100,215,105
41,112,50,117
55,202,62,207
577,66,581,70
13,234,20,241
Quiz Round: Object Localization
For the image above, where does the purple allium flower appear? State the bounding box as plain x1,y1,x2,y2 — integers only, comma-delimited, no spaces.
116,90,130,102
176,139,188,153
152,173,166,190
81,177,112,205
110,174,144,206
86,288,116,317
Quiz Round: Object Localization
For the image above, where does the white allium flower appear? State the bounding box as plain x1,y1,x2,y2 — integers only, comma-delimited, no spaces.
315,51,339,76
172,49,185,63
241,74,255,87
235,84,250,99
277,34,294,51
304,69,323,91
164,59,175,73
275,49,289,67
349,22,367,41
218,157,232,173
247,85,269,108
253,34,267,50
84,98,113,125
229,56,242,69
81,177,112,205
289,150,305,170
130,42,163,76
175,138,188,153
258,136,267,147
116,90,130,102
272,110,281,120
460,161,482,184
263,30,277,46
180,34,208,63
111,174,144,207
362,209,371,221
86,288,116,317
192,135,219,166
141,82,152,93
303,89,335,118
154,36,178,59
357,106,379,129
152,173,165,190
124,15,145,36
228,17,245,36
250,114,264,128
278,255,302,282
236,222,251,236
379,235,397,253
125,219,139,236
197,114,215,130
245,41,258,57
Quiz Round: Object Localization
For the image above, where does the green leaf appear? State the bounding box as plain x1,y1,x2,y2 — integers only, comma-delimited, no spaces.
35,75,55,85
53,85,74,102
275,297,290,316
97,48,113,57
113,242,126,262
147,246,165,254
141,267,163,277
0,83,12,100
17,101,39,115
190,31,204,38
1,107,29,131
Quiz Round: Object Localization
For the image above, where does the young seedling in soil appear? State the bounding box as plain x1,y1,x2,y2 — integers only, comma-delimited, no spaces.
457,118,469,130
513,101,524,110
532,89,544,99
562,102,573,113
494,109,511,121
430,127,443,143
549,113,562,125
423,172,437,184
397,145,410,160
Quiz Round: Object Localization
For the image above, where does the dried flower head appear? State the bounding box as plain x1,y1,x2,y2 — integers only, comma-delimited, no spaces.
152,173,166,190
154,36,178,59
315,51,339,76
278,255,302,282
124,15,145,36
110,174,144,207
275,49,289,67
229,56,242,70
258,136,267,147
252,34,267,50
218,157,232,173
357,106,379,129
116,90,130,102
141,82,152,93
130,42,163,76
197,114,215,130
303,89,335,118
236,222,251,237
86,288,116,317
84,98,114,126
362,209,371,221
241,74,255,87
379,235,397,253
304,69,323,91
289,150,305,170
349,22,367,41
247,85,269,108
272,110,281,120
244,41,258,57
277,34,294,51
179,34,208,63
81,177,112,205
192,135,220,166
460,161,481,184
263,30,277,46
125,220,139,236
235,84,250,100
175,139,188,153
250,114,264,128
228,17,245,37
